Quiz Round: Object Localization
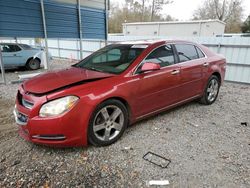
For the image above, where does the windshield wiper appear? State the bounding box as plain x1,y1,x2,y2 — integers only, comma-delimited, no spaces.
85,67,106,73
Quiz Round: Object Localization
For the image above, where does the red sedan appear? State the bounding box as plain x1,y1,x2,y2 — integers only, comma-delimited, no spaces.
14,40,226,147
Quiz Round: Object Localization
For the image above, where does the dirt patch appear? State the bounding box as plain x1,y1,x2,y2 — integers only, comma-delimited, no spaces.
0,97,17,136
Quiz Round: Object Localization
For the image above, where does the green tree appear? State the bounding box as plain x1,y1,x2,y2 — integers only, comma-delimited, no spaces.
151,0,173,21
192,0,243,33
241,16,250,33
109,0,175,33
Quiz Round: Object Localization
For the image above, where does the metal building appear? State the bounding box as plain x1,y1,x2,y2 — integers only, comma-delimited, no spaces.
0,0,109,84
123,20,225,37
0,0,108,39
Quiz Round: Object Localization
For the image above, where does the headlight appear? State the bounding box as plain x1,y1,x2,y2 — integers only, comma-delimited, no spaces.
39,96,79,117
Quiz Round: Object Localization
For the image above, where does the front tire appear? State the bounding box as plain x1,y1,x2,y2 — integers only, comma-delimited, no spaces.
26,58,40,70
200,75,220,105
88,99,129,146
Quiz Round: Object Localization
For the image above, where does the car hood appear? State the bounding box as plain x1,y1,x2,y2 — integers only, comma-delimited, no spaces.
23,67,115,94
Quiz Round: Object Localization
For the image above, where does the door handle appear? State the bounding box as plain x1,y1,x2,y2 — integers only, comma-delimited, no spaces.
203,62,209,67
171,69,180,75
13,54,17,56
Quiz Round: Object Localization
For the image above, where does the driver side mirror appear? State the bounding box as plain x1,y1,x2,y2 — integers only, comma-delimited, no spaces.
139,62,161,73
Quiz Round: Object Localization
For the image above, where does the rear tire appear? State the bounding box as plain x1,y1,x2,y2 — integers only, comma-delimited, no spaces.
200,75,220,105
26,58,40,70
88,99,128,146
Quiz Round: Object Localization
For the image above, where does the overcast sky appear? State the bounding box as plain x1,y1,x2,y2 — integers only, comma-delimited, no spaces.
111,0,250,21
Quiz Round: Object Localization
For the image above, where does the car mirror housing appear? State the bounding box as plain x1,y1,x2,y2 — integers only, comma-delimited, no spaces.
140,62,161,73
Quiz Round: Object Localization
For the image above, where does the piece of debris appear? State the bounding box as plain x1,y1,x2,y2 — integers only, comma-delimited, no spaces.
220,155,230,160
12,160,21,166
164,127,171,133
241,122,248,126
0,157,6,163
188,122,199,127
143,151,171,168
80,153,88,161
124,146,132,150
122,146,133,152
148,180,170,186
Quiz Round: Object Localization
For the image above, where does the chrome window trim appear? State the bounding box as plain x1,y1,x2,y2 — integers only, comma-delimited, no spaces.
133,42,208,75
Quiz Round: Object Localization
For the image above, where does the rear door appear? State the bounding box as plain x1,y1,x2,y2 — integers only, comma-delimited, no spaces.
133,44,182,117
174,43,207,100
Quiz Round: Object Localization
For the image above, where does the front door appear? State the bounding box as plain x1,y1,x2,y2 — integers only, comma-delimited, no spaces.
133,44,182,117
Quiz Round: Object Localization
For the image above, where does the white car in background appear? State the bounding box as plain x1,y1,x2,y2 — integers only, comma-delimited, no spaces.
0,43,52,70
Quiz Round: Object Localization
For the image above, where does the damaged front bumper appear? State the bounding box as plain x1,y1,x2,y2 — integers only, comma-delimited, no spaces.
13,87,89,147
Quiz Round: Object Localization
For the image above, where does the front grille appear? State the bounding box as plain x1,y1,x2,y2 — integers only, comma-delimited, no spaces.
17,111,28,124
13,108,28,126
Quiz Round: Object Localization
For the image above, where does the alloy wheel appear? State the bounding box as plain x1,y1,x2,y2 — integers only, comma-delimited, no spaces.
93,105,124,141
207,78,219,102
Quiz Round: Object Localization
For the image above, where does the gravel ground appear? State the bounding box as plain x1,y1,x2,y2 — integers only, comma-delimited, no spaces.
0,60,250,187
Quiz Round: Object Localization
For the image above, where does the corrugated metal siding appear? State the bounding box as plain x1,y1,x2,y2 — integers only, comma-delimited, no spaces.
0,0,106,39
44,1,79,38
0,0,43,37
47,0,106,10
81,7,106,39
80,0,105,10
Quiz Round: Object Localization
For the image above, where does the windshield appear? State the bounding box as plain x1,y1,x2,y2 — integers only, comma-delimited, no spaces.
18,44,34,50
73,44,146,74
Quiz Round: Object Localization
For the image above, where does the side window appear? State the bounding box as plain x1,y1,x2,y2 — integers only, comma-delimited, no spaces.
195,46,205,58
145,45,175,67
175,44,199,62
1,45,11,52
14,45,21,52
1,44,21,52
93,49,121,63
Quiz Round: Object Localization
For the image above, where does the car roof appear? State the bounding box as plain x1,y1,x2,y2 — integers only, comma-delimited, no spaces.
0,43,29,45
118,39,196,46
